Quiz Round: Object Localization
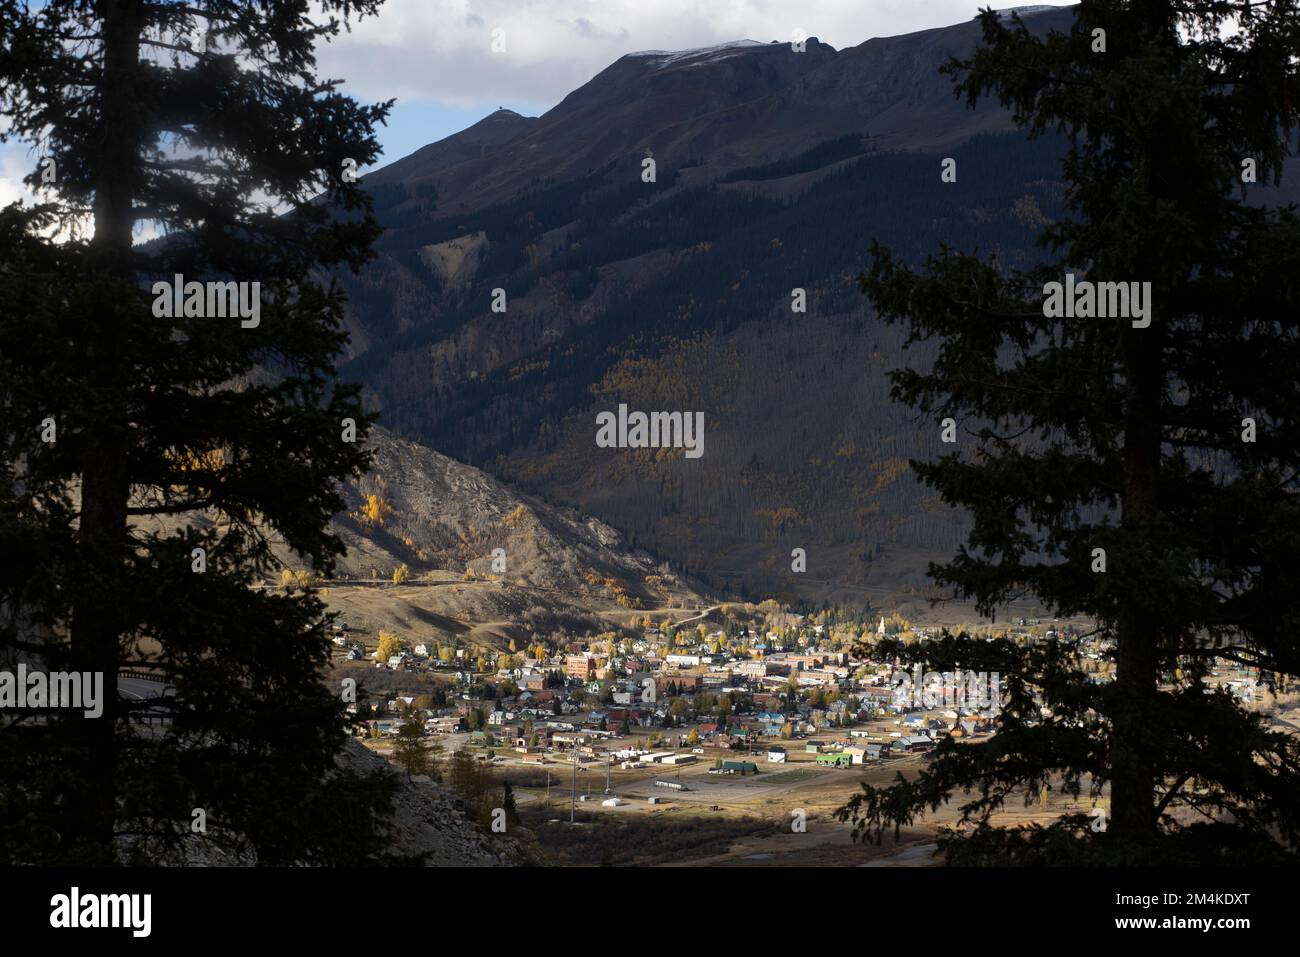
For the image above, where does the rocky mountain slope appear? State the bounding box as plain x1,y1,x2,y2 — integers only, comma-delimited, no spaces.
337,739,529,866
122,739,528,865
327,425,705,612
331,7,1087,604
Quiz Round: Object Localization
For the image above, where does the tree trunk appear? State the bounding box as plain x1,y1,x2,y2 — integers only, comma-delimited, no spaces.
68,0,144,859
1111,304,1163,839
1109,0,1176,846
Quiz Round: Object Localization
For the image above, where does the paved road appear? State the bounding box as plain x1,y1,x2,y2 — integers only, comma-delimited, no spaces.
119,676,166,700
118,675,172,724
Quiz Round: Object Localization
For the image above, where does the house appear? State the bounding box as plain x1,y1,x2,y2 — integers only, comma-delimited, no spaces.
565,655,596,680
805,740,824,754
666,654,702,668
552,731,589,748
767,746,787,763
606,708,640,728
426,715,463,734
816,752,853,768
720,760,758,775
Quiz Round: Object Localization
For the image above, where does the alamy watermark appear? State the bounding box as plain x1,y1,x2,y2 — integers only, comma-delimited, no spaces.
1042,273,1151,328
50,887,151,937
595,403,704,459
0,664,103,718
151,274,260,328
891,663,1002,714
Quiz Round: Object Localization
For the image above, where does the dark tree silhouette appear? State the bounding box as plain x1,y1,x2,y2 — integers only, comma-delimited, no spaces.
0,0,404,863
838,0,1300,864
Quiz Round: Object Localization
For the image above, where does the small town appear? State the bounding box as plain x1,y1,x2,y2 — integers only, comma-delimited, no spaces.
331,598,1288,865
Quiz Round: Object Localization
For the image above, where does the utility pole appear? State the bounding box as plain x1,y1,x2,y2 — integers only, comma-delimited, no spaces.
570,743,577,824
605,754,612,794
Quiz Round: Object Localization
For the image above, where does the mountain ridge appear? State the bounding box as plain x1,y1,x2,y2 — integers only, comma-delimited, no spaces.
335,5,1082,605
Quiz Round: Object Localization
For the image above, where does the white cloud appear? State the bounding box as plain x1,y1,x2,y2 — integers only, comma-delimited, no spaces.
319,0,1076,110
0,140,39,209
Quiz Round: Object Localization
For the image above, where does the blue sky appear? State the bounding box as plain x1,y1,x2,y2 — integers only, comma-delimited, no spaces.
365,99,550,172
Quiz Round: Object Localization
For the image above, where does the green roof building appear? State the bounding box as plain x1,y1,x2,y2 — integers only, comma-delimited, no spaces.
816,752,852,767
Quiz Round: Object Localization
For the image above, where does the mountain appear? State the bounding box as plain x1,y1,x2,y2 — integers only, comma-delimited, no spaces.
358,10,1062,219
155,424,710,648
329,6,1081,606
359,38,838,217
328,425,705,612
364,108,538,190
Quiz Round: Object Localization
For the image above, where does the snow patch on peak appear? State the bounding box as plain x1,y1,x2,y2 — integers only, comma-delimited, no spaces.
997,5,1063,17
627,39,769,67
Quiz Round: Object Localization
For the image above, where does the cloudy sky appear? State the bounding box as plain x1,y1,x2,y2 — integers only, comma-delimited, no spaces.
0,1,1074,208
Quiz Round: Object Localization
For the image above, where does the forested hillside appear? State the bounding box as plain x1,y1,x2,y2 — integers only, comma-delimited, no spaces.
334,8,1078,603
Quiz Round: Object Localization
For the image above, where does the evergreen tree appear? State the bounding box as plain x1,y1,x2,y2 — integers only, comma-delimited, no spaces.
393,712,430,780
0,0,399,863
839,0,1300,864
501,781,519,827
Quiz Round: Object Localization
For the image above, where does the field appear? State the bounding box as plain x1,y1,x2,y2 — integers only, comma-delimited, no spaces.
497,741,1108,866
